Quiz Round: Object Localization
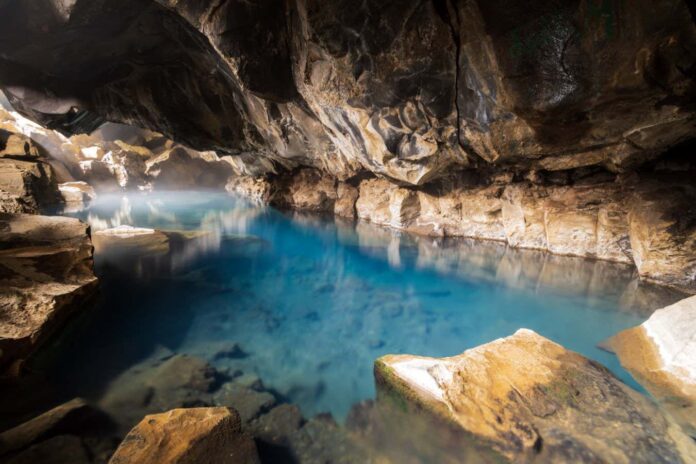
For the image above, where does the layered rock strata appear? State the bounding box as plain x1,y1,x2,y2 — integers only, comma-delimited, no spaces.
0,214,97,371
375,328,696,463
230,166,696,292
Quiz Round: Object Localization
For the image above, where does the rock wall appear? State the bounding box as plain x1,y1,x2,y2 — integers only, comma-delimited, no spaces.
230,164,696,293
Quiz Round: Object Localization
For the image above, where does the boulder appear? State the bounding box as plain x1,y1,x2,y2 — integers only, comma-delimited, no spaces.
608,295,696,437
109,408,260,464
0,214,97,371
375,329,696,463
92,226,170,257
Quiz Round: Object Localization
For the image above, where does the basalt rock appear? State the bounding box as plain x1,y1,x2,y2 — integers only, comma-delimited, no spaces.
0,0,694,185
0,214,97,371
375,329,696,463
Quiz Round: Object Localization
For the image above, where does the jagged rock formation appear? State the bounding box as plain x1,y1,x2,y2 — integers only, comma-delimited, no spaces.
375,328,696,463
0,214,97,372
0,0,694,182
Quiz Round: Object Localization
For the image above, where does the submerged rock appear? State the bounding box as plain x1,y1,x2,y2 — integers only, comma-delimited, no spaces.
608,295,696,437
375,329,696,463
109,408,260,464
0,214,97,371
0,398,94,456
92,226,170,257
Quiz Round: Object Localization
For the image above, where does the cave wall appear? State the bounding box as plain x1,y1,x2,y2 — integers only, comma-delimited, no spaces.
0,0,694,185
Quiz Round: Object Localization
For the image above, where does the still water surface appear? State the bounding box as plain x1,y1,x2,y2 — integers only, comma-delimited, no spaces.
42,191,678,421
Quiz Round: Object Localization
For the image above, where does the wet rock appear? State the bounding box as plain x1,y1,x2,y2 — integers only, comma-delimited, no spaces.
92,226,170,257
0,214,97,371
0,398,95,455
287,414,370,464
99,354,219,430
213,384,276,424
608,295,696,437
375,329,696,463
5,435,90,464
109,408,260,464
249,404,304,448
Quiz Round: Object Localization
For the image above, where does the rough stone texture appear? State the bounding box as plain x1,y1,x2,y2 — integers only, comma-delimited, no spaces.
375,329,696,463
108,408,260,464
627,174,696,291
58,181,96,212
0,129,61,213
0,0,694,184
608,295,696,438
0,214,97,371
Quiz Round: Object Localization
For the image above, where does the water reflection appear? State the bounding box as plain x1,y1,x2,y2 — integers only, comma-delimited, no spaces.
56,192,685,422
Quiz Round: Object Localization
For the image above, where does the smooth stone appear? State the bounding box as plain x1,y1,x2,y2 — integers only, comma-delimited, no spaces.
608,295,696,437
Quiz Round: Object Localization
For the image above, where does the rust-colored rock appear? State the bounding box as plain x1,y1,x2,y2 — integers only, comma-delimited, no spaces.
109,408,260,464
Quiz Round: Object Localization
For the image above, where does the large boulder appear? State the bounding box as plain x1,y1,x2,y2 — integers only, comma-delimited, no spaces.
108,408,260,464
608,295,696,437
375,329,696,463
0,214,97,371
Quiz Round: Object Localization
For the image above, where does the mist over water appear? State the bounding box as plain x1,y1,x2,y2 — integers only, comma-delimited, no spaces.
42,191,680,420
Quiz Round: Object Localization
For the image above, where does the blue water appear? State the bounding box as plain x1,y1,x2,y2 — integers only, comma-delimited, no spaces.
46,191,676,421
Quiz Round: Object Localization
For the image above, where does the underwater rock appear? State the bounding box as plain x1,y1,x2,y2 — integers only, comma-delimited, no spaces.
109,408,260,464
375,329,696,463
0,398,95,456
4,435,90,464
0,214,97,371
212,384,276,424
99,354,219,431
608,295,696,437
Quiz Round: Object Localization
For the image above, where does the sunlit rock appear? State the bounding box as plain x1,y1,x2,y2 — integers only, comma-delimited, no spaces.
608,295,696,437
375,329,696,463
92,226,169,257
58,181,96,212
109,408,260,464
0,129,61,213
0,214,97,371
